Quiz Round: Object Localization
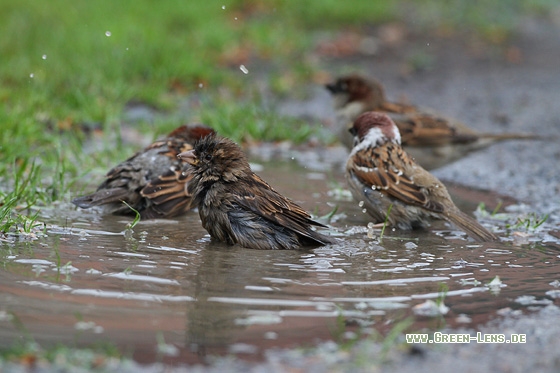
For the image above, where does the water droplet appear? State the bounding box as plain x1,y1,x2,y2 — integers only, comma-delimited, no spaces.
362,209,367,214
367,222,375,229
358,201,365,207
264,331,277,340
126,47,129,51
198,83,203,88
239,64,249,74
105,31,112,37
29,73,34,78
42,54,47,60
234,17,238,20
221,5,226,9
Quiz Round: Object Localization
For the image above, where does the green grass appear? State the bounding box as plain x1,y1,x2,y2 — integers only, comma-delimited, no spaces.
0,341,123,372
197,95,322,143
379,204,393,242
507,212,549,231
1,1,397,228
0,0,397,126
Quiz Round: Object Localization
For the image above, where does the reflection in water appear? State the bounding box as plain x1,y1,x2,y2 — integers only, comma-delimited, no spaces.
0,161,559,364
184,245,304,357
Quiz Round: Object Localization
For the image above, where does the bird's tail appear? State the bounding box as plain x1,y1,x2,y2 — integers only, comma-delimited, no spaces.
71,188,130,209
446,209,498,242
479,133,545,141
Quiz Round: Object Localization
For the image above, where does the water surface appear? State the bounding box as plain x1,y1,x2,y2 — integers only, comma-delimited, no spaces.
1,160,558,364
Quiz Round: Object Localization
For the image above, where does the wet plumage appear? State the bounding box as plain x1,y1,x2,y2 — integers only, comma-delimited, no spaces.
346,111,498,242
179,134,335,250
72,124,215,218
327,74,540,170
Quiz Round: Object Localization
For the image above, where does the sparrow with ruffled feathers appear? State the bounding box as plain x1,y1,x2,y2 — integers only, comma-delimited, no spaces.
72,124,215,218
346,111,498,242
178,134,335,250
327,74,540,170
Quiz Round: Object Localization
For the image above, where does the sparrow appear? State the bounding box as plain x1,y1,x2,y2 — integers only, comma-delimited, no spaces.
346,111,498,242
326,74,540,170
178,134,336,250
72,124,215,218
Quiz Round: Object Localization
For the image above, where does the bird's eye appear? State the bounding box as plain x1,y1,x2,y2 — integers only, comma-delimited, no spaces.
204,153,212,161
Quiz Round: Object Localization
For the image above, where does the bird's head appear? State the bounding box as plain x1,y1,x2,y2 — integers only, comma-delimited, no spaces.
325,74,385,109
167,123,215,142
349,111,401,148
178,134,250,184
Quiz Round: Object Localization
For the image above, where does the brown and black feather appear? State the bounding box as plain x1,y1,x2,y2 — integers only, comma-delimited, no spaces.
183,134,335,250
72,124,214,218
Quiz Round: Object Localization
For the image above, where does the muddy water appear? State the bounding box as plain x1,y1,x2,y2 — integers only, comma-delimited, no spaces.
1,160,559,365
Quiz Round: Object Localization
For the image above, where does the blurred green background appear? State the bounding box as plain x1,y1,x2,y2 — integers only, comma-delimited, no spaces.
0,0,556,232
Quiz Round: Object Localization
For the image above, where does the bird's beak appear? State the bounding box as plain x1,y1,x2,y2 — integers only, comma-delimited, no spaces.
325,83,337,93
178,150,198,165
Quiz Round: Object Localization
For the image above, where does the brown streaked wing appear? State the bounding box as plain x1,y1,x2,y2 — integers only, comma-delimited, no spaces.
153,138,195,159
140,166,194,217
231,173,327,231
378,100,417,115
390,113,479,147
350,145,445,213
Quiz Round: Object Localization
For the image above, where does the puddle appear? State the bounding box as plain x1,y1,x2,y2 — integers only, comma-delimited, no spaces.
1,159,559,365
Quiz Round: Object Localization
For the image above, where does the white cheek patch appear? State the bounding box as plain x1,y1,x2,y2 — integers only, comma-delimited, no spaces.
349,127,385,156
390,126,401,144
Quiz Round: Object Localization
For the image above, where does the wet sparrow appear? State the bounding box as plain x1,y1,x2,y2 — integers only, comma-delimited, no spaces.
72,124,215,218
178,134,335,250
346,111,498,242
326,74,539,170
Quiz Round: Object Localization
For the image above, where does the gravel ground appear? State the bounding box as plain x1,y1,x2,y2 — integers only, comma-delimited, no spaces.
5,305,557,372
156,305,560,373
